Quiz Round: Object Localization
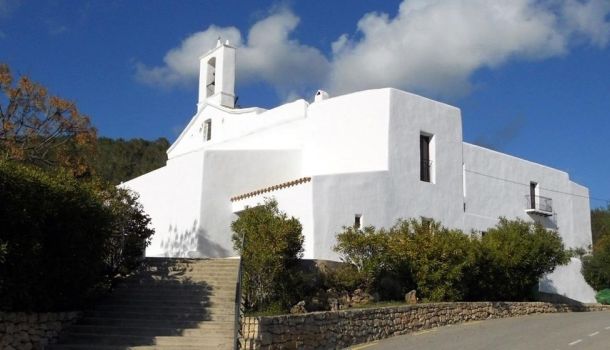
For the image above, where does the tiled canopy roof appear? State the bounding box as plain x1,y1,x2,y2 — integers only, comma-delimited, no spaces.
230,177,312,202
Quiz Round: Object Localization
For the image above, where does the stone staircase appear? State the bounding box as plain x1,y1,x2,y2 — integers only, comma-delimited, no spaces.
49,258,240,350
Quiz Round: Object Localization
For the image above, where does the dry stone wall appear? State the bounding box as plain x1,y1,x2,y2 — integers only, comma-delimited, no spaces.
0,311,80,350
241,302,610,349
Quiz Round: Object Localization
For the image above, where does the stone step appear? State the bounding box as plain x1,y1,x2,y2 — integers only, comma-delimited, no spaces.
113,283,236,291
76,317,234,329
57,333,232,346
101,295,236,304
117,281,237,288
95,300,236,310
49,345,225,350
113,286,236,294
53,258,239,350
92,305,236,314
138,266,239,276
125,275,238,282
67,325,234,337
107,291,236,301
84,310,236,322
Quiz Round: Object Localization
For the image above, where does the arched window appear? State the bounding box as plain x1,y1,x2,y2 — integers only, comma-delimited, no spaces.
206,57,216,97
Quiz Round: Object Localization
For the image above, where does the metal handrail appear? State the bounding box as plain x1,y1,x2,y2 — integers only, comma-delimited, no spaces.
525,195,553,213
233,256,243,350
233,232,245,350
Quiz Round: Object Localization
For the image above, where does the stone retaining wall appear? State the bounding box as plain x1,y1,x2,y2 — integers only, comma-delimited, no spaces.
240,302,610,349
0,311,80,350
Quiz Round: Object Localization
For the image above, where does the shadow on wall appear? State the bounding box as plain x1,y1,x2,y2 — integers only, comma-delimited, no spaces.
161,220,229,258
529,213,558,231
538,276,583,306
197,228,230,258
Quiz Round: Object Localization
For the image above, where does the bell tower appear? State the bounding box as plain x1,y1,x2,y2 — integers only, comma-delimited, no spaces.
198,39,236,111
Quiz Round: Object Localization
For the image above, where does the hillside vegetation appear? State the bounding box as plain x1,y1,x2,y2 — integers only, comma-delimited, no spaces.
95,137,169,185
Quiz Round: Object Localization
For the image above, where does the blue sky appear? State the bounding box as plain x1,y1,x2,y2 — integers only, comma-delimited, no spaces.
1,0,609,208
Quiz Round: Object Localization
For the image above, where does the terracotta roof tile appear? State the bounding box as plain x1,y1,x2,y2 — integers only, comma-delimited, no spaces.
230,177,311,202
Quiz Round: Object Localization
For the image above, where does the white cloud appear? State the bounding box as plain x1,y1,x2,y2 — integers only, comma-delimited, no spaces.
137,1,610,100
136,9,329,99
136,25,242,86
331,1,542,95
561,0,610,47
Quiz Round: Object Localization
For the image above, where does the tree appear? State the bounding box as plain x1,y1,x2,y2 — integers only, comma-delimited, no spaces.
334,219,475,302
391,219,477,302
582,236,610,291
467,218,570,301
97,184,155,278
591,205,610,246
231,198,303,312
334,225,393,293
0,63,97,177
94,137,169,184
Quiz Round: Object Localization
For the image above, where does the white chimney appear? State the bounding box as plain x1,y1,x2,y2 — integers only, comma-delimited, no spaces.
314,90,329,103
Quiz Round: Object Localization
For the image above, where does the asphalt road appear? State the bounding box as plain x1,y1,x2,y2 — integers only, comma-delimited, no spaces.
351,311,610,350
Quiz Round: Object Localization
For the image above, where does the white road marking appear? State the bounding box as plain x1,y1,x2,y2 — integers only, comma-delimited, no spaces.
605,326,610,330
351,341,378,350
569,339,582,346
589,331,599,337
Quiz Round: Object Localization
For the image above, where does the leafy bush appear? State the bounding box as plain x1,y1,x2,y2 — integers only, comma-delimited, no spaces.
467,218,570,301
591,205,610,245
0,162,154,311
231,198,304,312
334,219,475,302
99,185,154,279
0,162,111,311
582,236,610,291
333,225,393,293
334,217,569,303
390,219,477,301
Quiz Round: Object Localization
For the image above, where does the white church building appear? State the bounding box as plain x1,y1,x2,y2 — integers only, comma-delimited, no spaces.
124,40,596,302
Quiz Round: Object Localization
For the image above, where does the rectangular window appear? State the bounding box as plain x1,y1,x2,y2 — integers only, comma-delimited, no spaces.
203,119,212,141
420,134,431,182
530,182,538,209
354,214,362,229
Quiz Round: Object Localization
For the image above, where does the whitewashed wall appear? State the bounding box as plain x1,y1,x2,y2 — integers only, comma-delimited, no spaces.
123,86,594,302
232,182,314,259
199,149,302,257
122,150,204,257
304,89,391,176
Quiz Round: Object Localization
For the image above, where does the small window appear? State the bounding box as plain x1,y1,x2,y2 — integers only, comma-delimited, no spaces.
529,181,538,209
420,134,432,182
354,214,362,229
421,217,432,227
203,119,212,141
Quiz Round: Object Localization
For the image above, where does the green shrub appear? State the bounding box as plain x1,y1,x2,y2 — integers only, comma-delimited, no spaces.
333,225,393,293
0,162,112,311
326,263,367,294
0,162,154,311
334,219,475,302
99,185,154,278
231,198,304,313
467,218,570,301
582,237,610,291
390,219,477,301
596,289,610,305
334,217,569,303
